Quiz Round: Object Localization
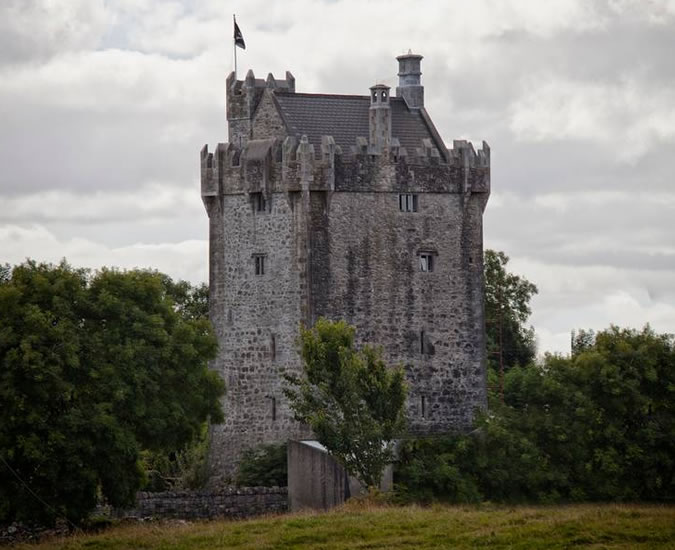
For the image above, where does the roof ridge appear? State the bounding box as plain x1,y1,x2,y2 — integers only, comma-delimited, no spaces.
275,91,408,102
275,91,369,100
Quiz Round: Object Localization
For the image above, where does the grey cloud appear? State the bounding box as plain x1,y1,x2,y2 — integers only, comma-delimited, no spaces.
255,21,294,34
0,108,211,194
2,0,674,353
0,0,108,66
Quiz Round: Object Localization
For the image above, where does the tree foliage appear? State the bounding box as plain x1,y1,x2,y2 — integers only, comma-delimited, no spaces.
0,261,224,524
285,319,407,488
236,443,288,488
484,250,538,373
397,325,675,503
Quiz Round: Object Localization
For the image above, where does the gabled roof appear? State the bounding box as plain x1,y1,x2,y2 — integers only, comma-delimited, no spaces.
273,92,441,155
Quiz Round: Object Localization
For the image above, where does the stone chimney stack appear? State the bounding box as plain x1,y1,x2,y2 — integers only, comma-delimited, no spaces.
369,83,392,152
396,51,424,109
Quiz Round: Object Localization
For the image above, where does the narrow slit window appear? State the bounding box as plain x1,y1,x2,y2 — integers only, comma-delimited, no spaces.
272,397,277,421
420,330,425,354
420,253,434,272
398,193,418,212
254,255,265,275
252,192,266,212
421,396,426,418
270,334,276,360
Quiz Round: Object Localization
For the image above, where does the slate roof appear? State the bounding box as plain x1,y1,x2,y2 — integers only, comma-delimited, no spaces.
273,92,440,155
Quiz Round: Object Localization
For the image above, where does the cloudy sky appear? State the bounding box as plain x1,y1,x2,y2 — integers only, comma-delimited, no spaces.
1,0,674,354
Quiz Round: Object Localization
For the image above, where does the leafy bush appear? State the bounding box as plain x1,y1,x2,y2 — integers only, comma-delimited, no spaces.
141,422,211,491
236,443,287,487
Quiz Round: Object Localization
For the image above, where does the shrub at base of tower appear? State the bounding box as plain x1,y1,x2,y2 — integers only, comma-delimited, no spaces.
284,319,407,489
236,443,288,487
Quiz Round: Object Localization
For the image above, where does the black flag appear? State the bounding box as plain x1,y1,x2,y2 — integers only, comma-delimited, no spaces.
234,21,246,49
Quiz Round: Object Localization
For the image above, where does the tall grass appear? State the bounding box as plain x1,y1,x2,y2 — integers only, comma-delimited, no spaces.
14,503,675,549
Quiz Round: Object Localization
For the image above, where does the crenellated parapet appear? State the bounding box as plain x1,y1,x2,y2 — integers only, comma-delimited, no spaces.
201,134,490,208
226,69,296,147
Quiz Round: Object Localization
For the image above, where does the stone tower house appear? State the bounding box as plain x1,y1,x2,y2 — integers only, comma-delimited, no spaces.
201,53,491,479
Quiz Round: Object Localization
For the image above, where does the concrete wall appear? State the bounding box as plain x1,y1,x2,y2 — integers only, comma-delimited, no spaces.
287,441,348,512
288,440,394,512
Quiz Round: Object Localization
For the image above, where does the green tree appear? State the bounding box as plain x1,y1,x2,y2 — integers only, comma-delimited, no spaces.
285,319,407,488
570,328,595,356
160,276,209,321
0,263,10,283
397,325,675,503
0,260,224,524
484,250,538,395
138,275,213,491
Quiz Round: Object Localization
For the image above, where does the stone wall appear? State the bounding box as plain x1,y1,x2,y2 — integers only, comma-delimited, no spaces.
205,188,312,480
309,188,488,433
123,487,287,520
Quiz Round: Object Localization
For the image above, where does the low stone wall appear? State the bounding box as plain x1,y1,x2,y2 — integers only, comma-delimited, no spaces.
122,487,287,520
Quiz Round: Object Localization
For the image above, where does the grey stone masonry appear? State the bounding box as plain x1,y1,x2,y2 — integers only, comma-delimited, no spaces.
123,487,287,520
201,53,491,481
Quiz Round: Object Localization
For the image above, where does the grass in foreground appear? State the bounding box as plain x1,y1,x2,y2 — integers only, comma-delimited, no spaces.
13,503,675,550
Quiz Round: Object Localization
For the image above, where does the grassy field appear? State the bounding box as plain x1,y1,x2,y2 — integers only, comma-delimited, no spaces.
14,503,675,549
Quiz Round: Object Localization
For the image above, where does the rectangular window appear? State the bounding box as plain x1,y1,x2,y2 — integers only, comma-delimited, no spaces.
399,193,418,212
254,255,265,275
419,253,434,272
252,192,266,212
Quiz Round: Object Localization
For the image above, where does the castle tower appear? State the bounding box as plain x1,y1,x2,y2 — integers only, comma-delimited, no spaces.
201,54,491,482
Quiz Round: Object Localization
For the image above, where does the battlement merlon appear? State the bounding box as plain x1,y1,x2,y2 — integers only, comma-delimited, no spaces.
226,70,296,94
200,136,490,202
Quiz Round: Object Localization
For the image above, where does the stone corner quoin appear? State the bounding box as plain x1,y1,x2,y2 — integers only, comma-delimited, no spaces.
199,52,491,479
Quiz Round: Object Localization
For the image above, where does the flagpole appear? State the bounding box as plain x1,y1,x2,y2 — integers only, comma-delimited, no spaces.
233,14,237,80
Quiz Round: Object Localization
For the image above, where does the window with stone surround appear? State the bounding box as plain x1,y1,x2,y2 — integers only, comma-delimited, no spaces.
399,193,418,212
254,254,266,275
419,252,434,272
